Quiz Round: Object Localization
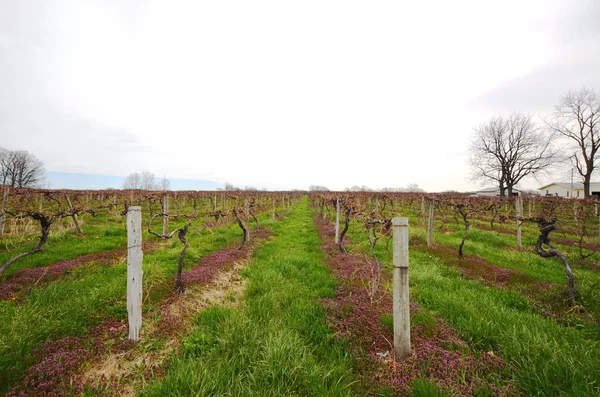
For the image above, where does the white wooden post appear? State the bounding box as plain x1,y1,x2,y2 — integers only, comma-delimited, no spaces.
420,197,425,218
272,197,276,219
0,185,9,235
516,198,523,249
427,201,434,247
392,217,411,361
213,194,217,212
162,194,169,235
127,206,143,341
335,198,340,244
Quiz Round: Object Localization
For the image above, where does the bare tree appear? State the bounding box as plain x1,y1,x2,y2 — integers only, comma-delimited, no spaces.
140,171,157,190
469,112,558,196
0,148,45,188
547,88,600,198
123,172,141,189
160,175,171,190
123,171,159,190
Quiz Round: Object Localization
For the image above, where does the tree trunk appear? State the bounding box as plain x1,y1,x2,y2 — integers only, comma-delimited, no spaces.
65,194,83,235
338,207,351,254
233,208,248,249
584,172,592,199
0,214,53,275
535,219,576,304
175,225,190,293
499,183,506,197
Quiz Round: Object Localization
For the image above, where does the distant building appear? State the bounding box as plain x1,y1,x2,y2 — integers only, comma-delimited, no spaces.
474,187,521,196
539,182,600,199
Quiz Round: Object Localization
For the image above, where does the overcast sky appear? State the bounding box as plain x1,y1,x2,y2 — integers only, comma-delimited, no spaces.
1,0,599,191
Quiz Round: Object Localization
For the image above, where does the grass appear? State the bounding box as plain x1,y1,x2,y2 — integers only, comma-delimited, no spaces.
140,198,356,396
341,211,600,396
0,214,129,278
409,251,600,396
0,212,268,393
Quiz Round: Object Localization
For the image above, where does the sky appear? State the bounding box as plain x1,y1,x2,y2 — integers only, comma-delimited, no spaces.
1,0,599,191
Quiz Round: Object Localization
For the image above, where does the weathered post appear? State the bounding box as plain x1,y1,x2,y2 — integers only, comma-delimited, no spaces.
516,197,523,249
127,206,143,341
596,204,600,237
0,185,9,235
335,198,340,244
213,194,217,212
162,194,169,235
392,217,411,361
272,197,276,220
65,194,83,235
427,201,434,247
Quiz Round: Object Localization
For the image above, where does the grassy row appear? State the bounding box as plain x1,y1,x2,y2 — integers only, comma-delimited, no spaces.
343,214,600,395
140,198,356,396
413,222,600,325
0,214,129,278
0,212,273,392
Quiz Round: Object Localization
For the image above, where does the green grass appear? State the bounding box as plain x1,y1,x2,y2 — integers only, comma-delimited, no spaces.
0,212,271,392
409,251,600,396
140,198,356,396
341,212,600,396
420,223,600,324
0,215,128,278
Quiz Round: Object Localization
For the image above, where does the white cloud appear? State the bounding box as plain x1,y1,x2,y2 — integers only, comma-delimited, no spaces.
1,0,598,191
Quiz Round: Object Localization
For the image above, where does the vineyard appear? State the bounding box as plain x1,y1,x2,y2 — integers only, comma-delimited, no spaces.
1,188,599,396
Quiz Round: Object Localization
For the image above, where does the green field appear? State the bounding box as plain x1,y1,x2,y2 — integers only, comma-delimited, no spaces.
1,192,599,396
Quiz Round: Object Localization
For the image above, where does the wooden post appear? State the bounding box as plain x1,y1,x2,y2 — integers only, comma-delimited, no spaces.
244,199,250,241
420,197,425,218
162,194,169,235
221,192,225,211
272,197,276,219
597,204,600,237
282,195,285,212
392,217,411,361
528,199,532,218
65,194,83,235
0,185,9,235
516,198,523,249
213,194,217,212
127,206,143,341
335,198,340,244
427,201,434,247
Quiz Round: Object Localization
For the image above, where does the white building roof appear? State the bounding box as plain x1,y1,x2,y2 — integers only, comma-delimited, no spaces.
539,182,600,190
475,186,521,193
